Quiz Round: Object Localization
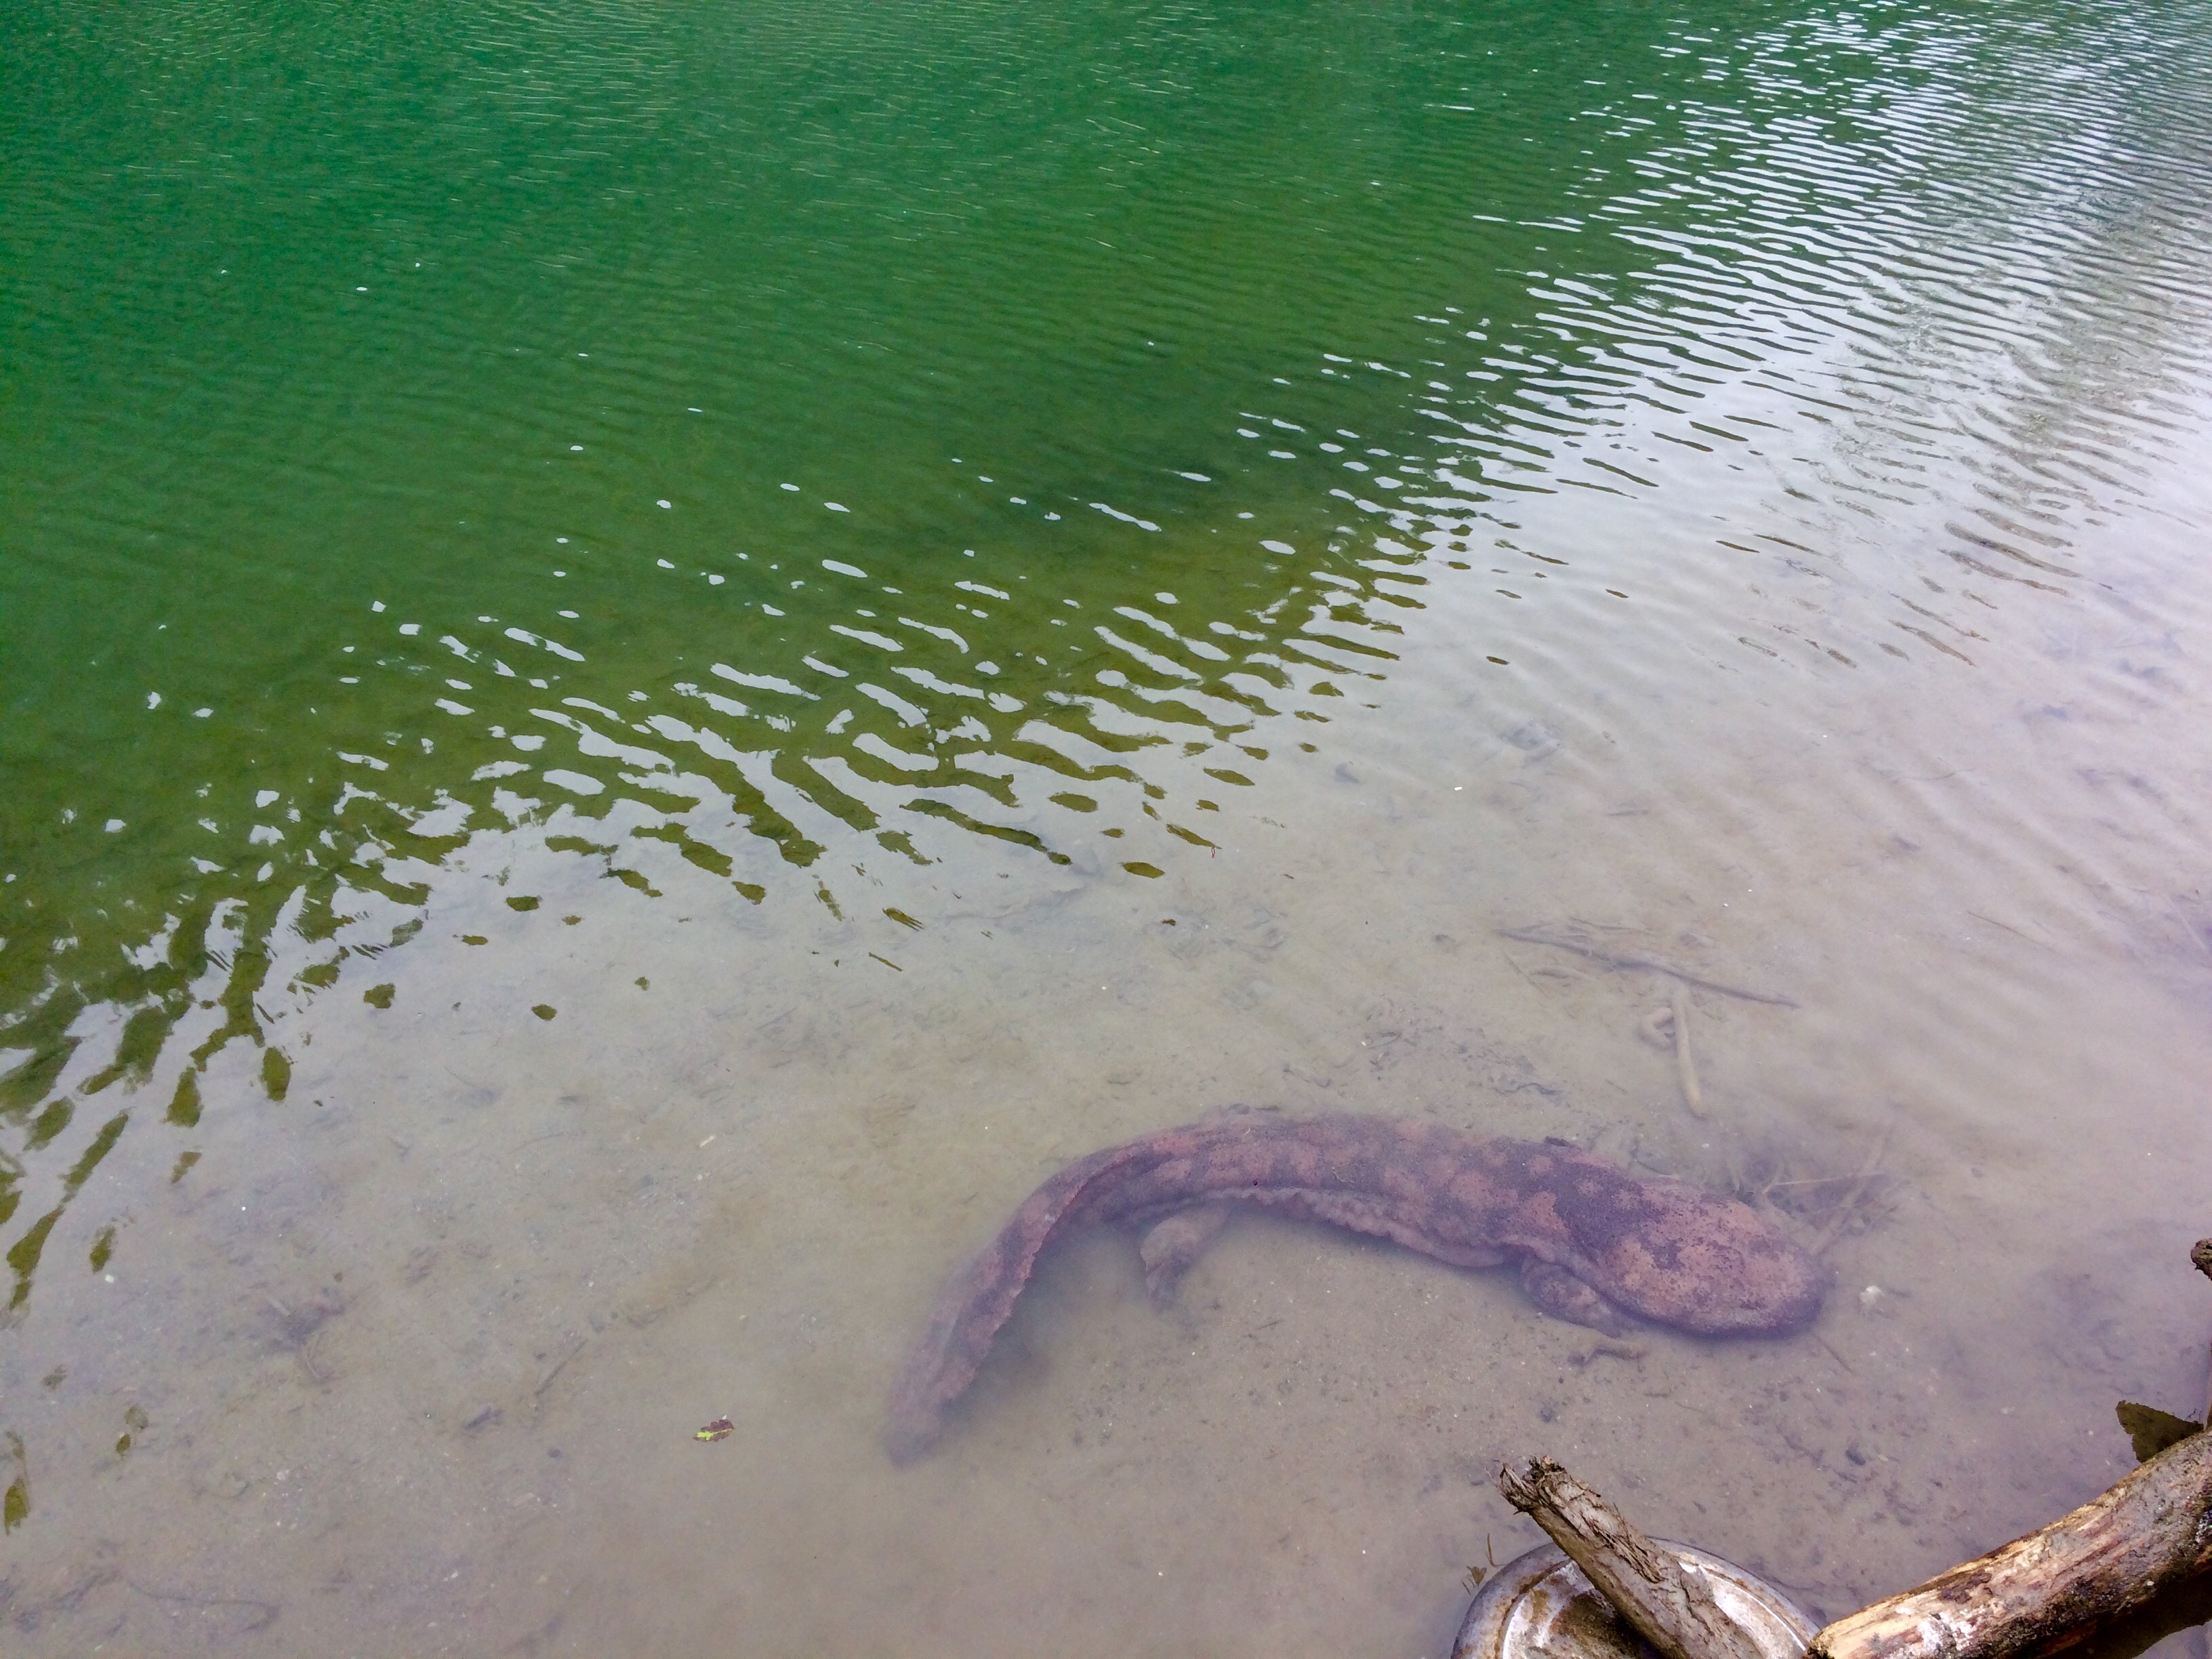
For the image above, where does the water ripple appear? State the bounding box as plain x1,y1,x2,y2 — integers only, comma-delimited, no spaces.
3,0,2211,1313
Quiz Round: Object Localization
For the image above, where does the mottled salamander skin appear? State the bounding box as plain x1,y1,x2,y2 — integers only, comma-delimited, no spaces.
884,1114,1823,1462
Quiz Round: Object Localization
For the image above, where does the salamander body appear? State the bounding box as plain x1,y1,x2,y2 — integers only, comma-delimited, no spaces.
884,1113,1822,1462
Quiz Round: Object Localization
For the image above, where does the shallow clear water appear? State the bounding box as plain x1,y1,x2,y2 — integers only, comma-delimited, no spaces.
5,0,2212,1651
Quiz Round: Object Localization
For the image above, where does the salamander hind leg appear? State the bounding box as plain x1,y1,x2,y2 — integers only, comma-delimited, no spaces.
1137,1204,1235,1305
1517,1258,1630,1337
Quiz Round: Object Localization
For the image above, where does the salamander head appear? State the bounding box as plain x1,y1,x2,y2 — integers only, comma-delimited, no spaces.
1551,1158,1825,1334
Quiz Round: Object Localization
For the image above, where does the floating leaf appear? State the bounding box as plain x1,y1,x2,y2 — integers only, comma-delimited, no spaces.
3,1431,26,1532
695,1418,734,1443
2116,1400,2202,1462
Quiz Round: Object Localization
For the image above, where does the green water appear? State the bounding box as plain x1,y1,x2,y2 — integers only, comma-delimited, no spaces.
0,0,1715,1248
5,0,2212,1414
1,12,1600,965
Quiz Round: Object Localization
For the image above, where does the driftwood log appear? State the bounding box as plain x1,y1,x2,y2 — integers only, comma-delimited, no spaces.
1814,1238,2212,1659
1498,1457,1769,1659
1497,1240,2212,1659
1808,1428,2212,1659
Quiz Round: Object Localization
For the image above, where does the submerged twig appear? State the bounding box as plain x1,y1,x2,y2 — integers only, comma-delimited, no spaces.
127,1580,279,1633
1668,983,1706,1118
533,1335,589,1404
1572,1339,1649,1366
1967,911,2057,954
1639,990,1708,1118
1499,924,1798,1008
1807,1121,1893,1258
2166,897,2212,963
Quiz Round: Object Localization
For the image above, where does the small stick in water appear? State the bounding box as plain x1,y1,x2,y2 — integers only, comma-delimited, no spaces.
1500,923,1798,1008
1807,1121,1893,1258
1669,981,1706,1119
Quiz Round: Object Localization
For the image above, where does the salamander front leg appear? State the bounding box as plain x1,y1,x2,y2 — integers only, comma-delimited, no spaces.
1136,1204,1235,1304
1517,1257,1630,1336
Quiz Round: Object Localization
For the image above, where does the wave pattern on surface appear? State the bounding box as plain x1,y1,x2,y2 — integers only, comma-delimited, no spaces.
2,0,2209,1307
